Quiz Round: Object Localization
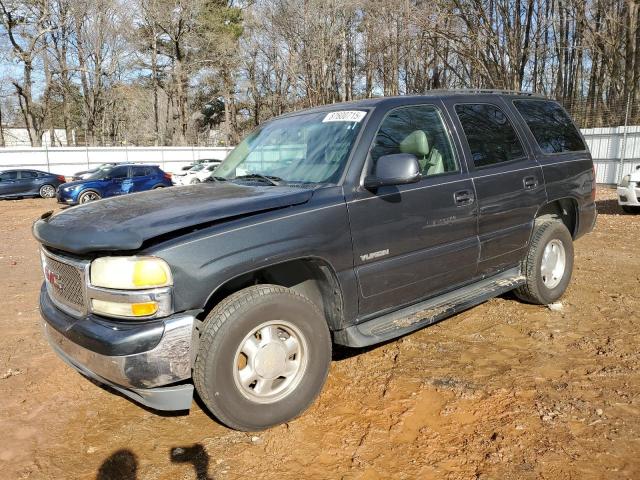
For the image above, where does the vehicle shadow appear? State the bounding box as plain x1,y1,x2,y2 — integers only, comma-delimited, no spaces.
595,198,624,215
96,444,213,480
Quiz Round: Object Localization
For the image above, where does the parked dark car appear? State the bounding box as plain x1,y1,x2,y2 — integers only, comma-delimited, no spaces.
71,163,120,181
57,164,172,205
0,169,65,199
34,91,597,431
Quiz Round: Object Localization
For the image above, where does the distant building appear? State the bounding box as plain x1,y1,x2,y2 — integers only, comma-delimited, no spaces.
1,127,71,147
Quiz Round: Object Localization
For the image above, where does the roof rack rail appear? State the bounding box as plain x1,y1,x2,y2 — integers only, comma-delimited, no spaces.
424,88,545,97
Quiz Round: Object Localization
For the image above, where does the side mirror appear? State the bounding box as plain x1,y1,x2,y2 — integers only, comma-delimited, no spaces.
364,153,421,189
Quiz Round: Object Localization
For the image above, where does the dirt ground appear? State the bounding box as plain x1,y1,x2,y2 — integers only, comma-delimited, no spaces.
0,188,639,480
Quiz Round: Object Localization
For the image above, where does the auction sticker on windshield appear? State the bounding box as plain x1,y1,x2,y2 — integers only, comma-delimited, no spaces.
322,111,367,123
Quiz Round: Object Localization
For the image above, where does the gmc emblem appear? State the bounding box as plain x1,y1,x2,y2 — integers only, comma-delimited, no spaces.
44,266,63,292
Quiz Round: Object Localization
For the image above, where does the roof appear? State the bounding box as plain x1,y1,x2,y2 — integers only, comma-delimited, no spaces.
279,90,548,118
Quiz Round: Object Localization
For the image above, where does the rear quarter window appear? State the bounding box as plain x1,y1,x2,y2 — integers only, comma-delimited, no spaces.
513,100,586,153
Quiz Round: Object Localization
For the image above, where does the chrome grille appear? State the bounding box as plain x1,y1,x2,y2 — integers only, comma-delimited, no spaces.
42,250,87,316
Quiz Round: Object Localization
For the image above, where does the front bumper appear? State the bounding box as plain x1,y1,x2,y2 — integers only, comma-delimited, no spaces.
56,188,78,205
617,185,640,205
41,287,195,411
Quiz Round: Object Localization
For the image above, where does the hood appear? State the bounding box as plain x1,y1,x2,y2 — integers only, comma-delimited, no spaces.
60,179,99,189
33,182,314,254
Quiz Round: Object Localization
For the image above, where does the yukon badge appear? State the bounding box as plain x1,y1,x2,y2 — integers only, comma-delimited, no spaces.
360,249,389,262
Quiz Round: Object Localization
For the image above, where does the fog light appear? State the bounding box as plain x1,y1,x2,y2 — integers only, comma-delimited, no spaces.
92,299,159,318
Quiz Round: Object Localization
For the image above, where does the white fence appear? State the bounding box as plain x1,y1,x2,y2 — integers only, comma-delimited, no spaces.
0,146,233,177
582,126,640,184
0,128,638,184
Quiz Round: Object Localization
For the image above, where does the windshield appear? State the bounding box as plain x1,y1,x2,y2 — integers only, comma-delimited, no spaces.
88,169,111,180
215,110,367,184
189,164,205,172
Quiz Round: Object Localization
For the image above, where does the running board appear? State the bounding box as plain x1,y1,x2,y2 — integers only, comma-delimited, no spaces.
333,268,525,348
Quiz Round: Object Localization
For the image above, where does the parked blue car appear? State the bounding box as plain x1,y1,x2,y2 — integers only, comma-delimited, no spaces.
57,164,172,205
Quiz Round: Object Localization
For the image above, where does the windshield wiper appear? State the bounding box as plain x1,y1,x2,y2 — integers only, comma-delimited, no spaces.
234,173,283,186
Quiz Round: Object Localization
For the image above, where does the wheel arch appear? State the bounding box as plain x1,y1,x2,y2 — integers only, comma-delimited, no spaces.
534,197,579,238
201,257,345,331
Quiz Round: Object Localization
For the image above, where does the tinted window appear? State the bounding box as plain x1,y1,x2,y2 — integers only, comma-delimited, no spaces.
513,100,586,153
132,166,152,177
20,171,39,179
0,171,18,181
108,166,129,179
371,105,458,176
455,103,526,167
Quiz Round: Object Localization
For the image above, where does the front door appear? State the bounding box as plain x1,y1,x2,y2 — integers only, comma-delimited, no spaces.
346,103,479,318
0,171,20,196
448,100,547,276
104,165,131,197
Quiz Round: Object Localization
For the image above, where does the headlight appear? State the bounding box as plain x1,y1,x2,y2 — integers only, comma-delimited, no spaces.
88,256,173,319
90,256,172,289
620,175,631,187
64,185,79,192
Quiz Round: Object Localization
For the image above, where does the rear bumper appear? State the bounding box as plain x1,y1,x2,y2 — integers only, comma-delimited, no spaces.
40,286,195,411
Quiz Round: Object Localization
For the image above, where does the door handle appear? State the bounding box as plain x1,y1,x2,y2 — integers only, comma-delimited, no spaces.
454,190,475,206
523,176,538,190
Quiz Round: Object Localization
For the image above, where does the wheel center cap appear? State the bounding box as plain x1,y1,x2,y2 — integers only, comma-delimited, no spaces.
254,343,287,379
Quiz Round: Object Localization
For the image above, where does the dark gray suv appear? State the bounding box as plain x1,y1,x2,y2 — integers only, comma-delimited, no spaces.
34,91,597,430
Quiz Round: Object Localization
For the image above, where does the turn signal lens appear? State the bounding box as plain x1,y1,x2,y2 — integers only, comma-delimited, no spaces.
92,299,159,317
91,257,172,289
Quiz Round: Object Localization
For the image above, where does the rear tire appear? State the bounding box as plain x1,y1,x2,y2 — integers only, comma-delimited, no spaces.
78,190,101,204
194,285,331,431
39,184,56,198
514,220,574,305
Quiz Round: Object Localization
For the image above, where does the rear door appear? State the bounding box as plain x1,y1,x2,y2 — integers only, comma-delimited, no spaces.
131,166,153,192
447,98,546,276
346,102,479,317
0,171,20,196
18,170,40,195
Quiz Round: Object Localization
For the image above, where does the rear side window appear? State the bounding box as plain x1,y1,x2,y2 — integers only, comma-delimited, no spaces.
20,171,39,179
455,103,526,167
371,105,458,176
133,166,154,177
513,100,586,153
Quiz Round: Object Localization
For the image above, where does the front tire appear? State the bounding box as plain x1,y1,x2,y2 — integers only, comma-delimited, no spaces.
39,184,56,198
78,190,101,204
194,285,331,431
514,220,574,304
